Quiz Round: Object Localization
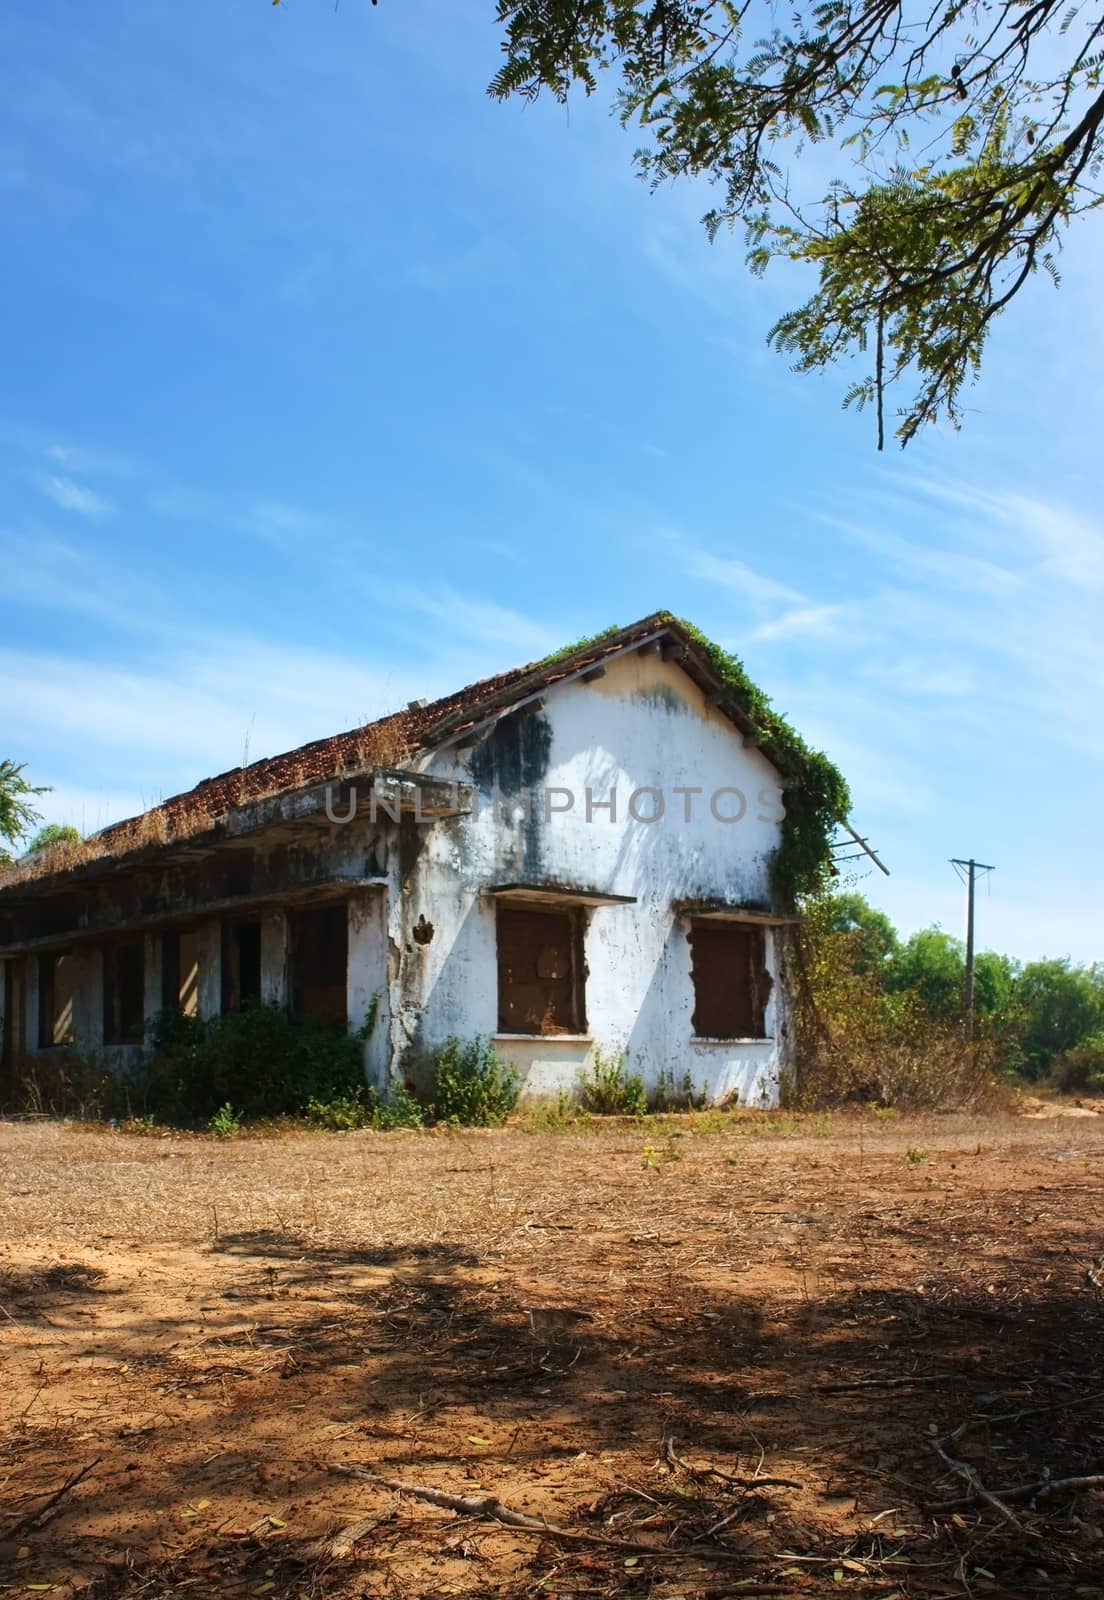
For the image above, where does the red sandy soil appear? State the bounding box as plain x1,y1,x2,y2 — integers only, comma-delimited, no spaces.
1,1109,1102,1599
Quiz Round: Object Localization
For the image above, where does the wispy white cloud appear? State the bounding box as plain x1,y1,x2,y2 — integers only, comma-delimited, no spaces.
858,657,977,698
149,484,342,550
380,582,561,657
751,603,845,643
682,547,805,607
0,632,448,826
44,440,137,477
820,511,1023,598
35,472,113,518
891,474,1104,590
0,527,167,635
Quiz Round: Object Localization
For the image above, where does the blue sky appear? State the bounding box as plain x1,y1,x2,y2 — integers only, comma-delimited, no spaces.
2,1,1102,963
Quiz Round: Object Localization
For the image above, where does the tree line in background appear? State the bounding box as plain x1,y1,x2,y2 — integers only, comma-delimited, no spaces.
795,889,1104,1105
4,761,1102,1110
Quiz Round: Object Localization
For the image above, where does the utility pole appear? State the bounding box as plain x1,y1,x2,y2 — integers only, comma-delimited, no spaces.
950,858,995,1035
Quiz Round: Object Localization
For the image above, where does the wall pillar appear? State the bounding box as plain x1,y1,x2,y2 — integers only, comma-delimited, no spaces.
143,932,162,1034
347,891,388,1090
24,956,39,1054
260,909,288,1010
71,946,104,1050
195,922,223,1021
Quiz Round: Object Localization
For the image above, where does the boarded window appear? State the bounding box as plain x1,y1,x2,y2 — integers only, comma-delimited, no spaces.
497,904,585,1035
689,921,772,1040
37,951,75,1048
161,930,201,1016
290,904,348,1025
223,919,262,1012
104,940,145,1045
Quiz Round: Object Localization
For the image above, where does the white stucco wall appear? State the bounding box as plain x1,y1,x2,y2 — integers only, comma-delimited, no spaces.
2,647,792,1109
376,648,790,1104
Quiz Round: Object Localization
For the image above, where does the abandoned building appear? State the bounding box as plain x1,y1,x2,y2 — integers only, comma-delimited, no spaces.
0,614,839,1107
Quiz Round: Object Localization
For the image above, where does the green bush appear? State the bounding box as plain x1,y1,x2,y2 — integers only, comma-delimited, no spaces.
137,1004,370,1124
305,1087,378,1130
371,1080,426,1130
430,1035,519,1126
649,1068,708,1112
306,1079,426,1131
578,1049,647,1116
208,1101,242,1138
1050,1034,1104,1096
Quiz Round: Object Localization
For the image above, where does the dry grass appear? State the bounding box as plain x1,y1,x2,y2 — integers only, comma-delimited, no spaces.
346,719,410,775
0,722,413,893
1,1109,1102,1599
0,806,212,890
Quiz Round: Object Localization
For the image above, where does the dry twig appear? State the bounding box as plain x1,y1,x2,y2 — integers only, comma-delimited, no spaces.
1,1459,101,1541
327,1463,759,1562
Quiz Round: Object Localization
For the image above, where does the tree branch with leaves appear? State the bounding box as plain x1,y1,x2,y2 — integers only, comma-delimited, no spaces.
0,760,49,869
487,0,1104,444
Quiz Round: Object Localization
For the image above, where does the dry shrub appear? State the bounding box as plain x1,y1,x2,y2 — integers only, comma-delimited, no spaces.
789,916,1011,1111
16,1052,119,1120
349,716,411,773
0,724,413,894
0,805,212,890
1049,1035,1104,1096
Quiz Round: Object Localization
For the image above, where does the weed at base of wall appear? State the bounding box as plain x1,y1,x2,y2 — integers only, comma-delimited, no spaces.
577,1049,647,1116
429,1035,520,1128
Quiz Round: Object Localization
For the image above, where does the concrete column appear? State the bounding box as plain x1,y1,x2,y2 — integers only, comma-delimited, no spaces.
143,932,163,1033
24,956,39,1054
195,921,223,1021
71,946,104,1051
260,909,288,1010
348,891,389,1090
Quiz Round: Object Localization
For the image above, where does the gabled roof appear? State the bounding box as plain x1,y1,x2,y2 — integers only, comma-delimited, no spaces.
0,612,835,899
88,612,781,847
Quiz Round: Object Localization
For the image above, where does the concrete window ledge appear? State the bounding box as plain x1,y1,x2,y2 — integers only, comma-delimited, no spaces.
492,1033,593,1044
691,1036,772,1047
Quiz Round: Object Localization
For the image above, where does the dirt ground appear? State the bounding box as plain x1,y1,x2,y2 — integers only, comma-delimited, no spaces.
1,1109,1102,1600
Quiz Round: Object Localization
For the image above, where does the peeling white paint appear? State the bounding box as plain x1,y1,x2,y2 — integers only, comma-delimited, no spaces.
3,649,792,1107
383,650,789,1105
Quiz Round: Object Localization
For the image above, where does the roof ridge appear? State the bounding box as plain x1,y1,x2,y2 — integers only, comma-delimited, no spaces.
81,614,678,846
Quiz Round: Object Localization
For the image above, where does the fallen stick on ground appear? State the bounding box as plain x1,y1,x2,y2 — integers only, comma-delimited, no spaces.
932,1442,1020,1527
1,1459,101,1542
929,1473,1104,1512
328,1465,594,1540
984,1387,1104,1425
817,1374,947,1392
661,1434,800,1490
326,1464,759,1562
